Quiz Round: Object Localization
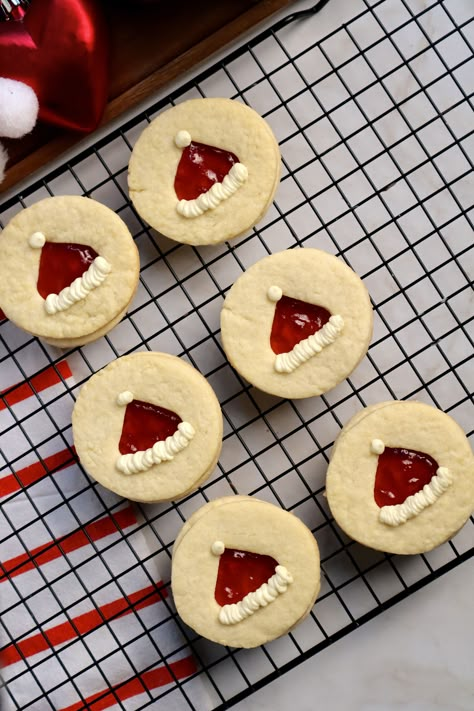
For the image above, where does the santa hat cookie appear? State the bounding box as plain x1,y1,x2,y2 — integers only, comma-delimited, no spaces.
128,98,281,246
326,401,474,554
172,496,320,648
221,248,373,399
0,196,139,347
72,352,223,502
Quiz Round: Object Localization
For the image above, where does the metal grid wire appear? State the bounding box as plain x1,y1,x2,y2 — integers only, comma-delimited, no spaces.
0,0,473,708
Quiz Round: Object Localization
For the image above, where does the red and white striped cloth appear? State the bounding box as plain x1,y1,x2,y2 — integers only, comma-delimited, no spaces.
0,344,212,711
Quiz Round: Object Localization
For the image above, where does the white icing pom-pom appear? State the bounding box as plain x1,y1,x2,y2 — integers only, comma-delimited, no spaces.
29,232,46,249
211,540,225,556
0,79,39,139
0,142,7,184
267,285,283,302
117,390,134,406
371,438,385,455
174,130,192,148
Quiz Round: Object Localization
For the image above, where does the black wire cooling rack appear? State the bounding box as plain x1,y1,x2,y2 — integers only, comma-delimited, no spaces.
1,0,473,709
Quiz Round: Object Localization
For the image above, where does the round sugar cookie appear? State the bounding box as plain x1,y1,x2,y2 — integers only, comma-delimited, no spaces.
0,196,139,345
326,401,474,554
42,298,134,349
220,248,373,399
128,98,281,246
171,496,320,648
72,352,223,502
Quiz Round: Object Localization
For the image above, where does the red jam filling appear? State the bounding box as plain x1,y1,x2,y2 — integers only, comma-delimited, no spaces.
270,295,331,355
118,400,182,455
37,242,98,299
374,447,439,508
214,548,279,606
174,141,240,201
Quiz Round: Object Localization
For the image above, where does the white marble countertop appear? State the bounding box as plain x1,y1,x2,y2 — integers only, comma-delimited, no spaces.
235,558,474,711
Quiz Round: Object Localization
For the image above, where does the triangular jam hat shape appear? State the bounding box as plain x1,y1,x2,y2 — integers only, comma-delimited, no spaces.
270,294,331,355
37,242,98,298
174,136,240,201
214,547,278,606
119,399,182,455
374,446,439,508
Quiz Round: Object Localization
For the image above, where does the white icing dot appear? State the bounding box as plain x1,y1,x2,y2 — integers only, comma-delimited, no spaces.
371,438,385,455
211,540,225,556
29,231,46,248
175,130,192,148
267,285,283,302
117,390,134,406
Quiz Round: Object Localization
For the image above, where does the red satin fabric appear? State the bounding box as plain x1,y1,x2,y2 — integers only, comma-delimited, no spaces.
0,0,109,132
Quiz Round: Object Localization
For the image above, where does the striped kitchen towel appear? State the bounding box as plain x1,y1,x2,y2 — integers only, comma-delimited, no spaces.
0,349,213,711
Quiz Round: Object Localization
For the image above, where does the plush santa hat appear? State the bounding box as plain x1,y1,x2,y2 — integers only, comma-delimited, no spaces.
0,77,39,183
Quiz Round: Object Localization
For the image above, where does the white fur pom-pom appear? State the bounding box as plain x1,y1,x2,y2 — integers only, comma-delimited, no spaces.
0,78,39,139
0,142,7,183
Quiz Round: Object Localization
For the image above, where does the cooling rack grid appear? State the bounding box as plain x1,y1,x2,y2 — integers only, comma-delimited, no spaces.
0,0,473,709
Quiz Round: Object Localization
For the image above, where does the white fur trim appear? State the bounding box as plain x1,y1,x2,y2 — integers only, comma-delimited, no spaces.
0,78,39,139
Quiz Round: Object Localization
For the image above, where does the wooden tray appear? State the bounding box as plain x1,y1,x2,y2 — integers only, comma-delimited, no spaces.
1,0,295,194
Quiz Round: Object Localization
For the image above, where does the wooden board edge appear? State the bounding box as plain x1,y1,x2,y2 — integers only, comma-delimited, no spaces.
1,0,295,196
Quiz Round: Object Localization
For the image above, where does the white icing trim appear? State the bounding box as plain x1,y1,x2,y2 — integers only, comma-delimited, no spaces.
117,391,134,406
116,421,195,475
218,565,293,625
44,256,111,315
274,314,344,374
176,162,248,218
267,285,283,302
29,231,46,248
379,466,453,526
